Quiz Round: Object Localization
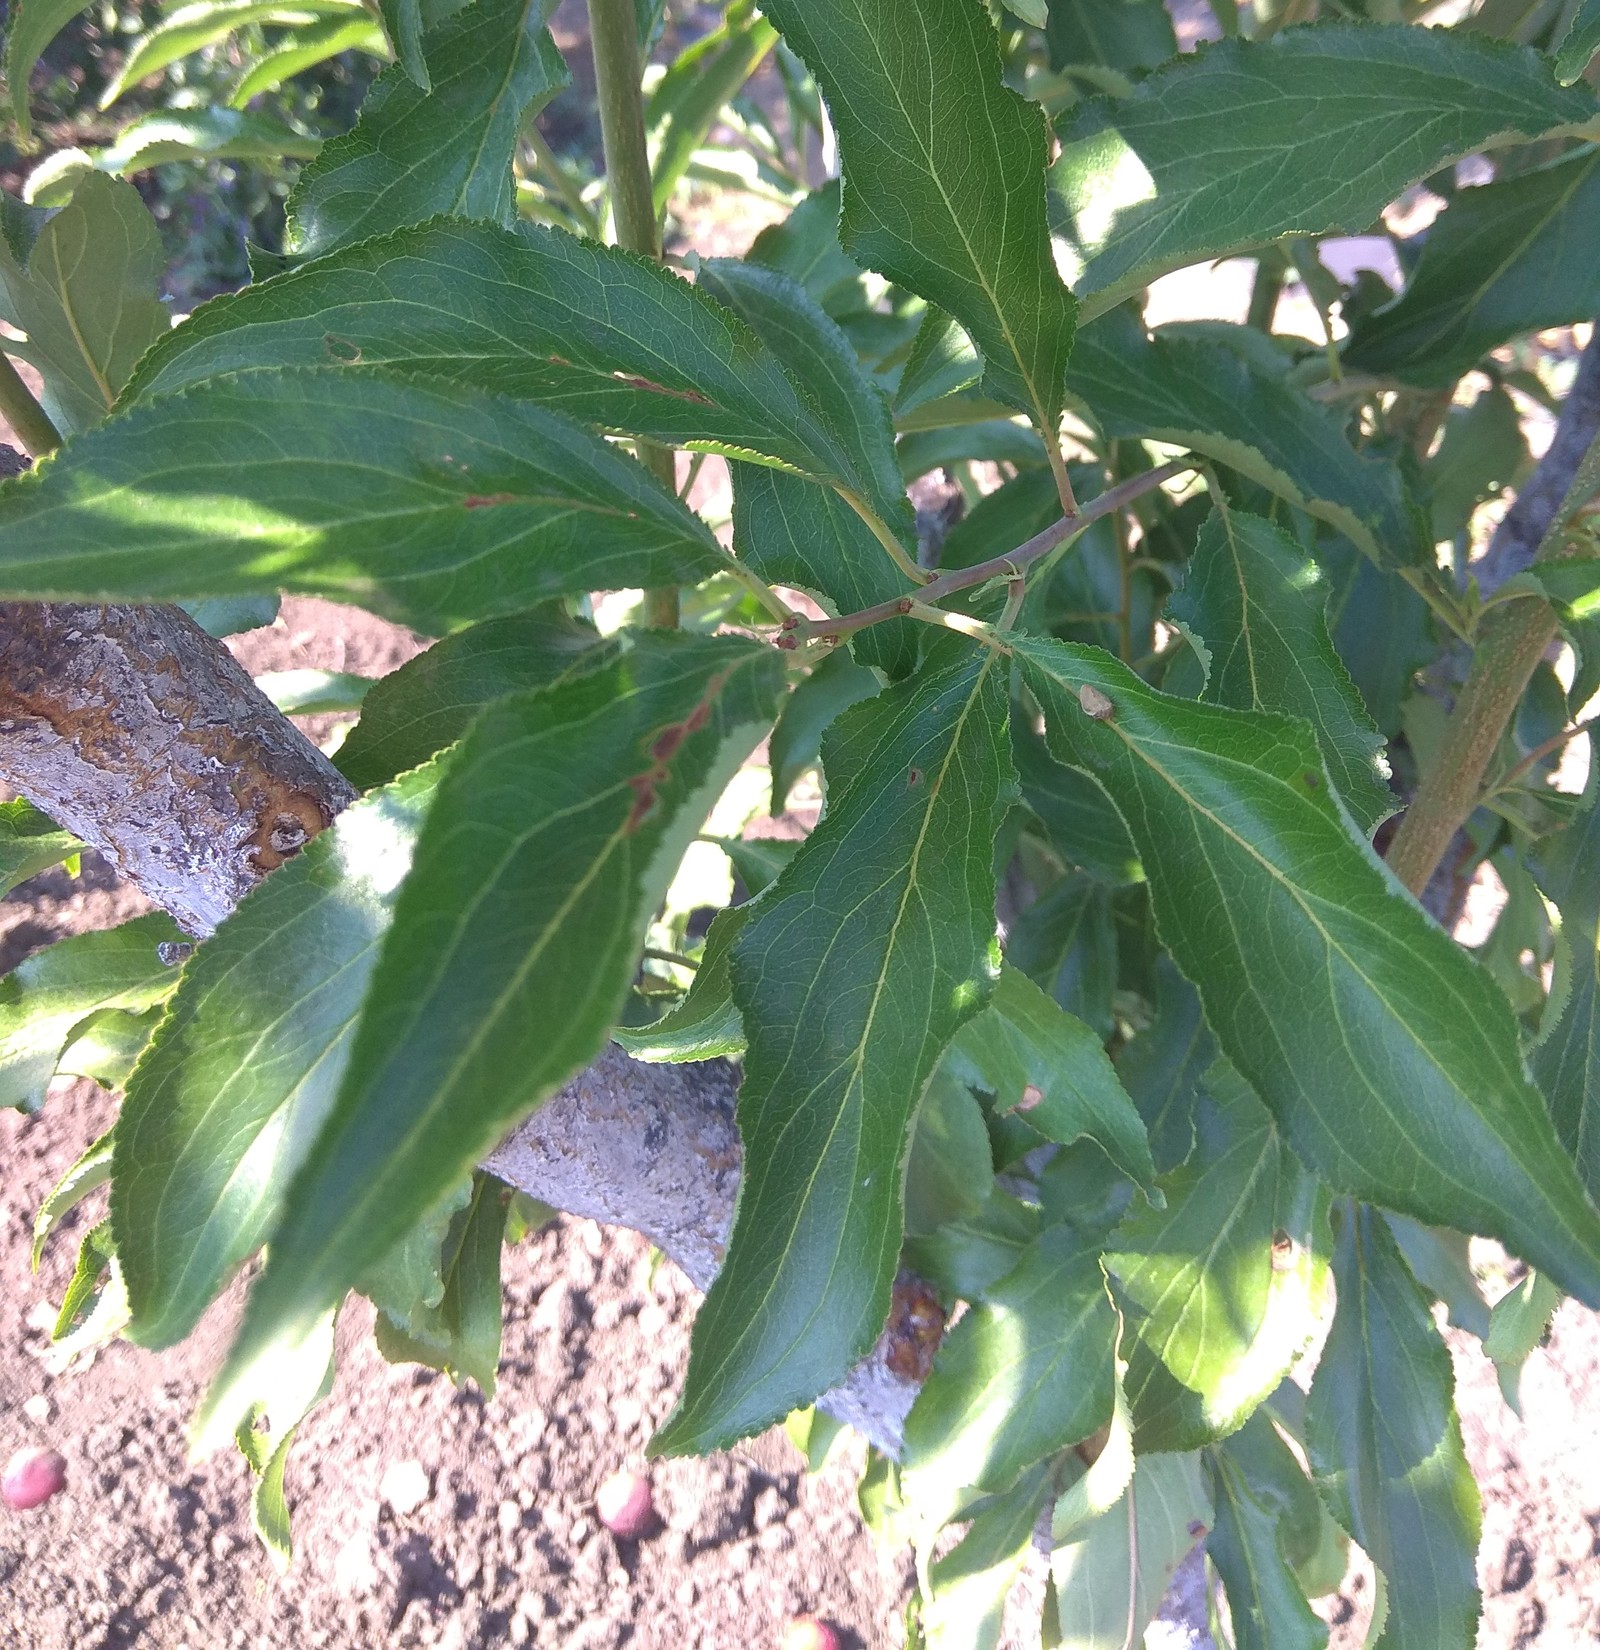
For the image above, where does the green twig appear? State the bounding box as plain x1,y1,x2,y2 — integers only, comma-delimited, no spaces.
0,353,60,457
589,0,679,627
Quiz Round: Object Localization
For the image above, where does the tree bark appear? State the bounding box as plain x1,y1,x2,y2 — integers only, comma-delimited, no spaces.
0,578,932,1454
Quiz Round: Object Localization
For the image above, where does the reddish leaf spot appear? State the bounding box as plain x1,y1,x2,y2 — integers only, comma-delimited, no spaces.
610,370,714,406
908,767,923,787
322,332,361,364
1017,1083,1045,1112
462,493,519,509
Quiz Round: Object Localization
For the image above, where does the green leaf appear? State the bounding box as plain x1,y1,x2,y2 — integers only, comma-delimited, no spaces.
950,965,1155,1191
32,1127,114,1269
1307,1204,1481,1650
903,1225,1117,1512
1013,717,1141,887
656,638,1010,1454
1383,1215,1490,1339
1051,24,1596,318
1008,874,1117,1040
181,593,280,638
905,1187,1042,1303
1114,955,1212,1174
378,0,430,87
648,3,779,214
758,0,1078,436
0,367,729,633
613,900,749,1063
706,835,800,898
196,635,782,1450
746,179,871,320
1344,149,1600,388
234,1306,336,1573
1049,1451,1210,1649
895,309,981,420
730,465,919,679
0,798,80,898
231,16,389,106
1315,535,1433,737
1014,634,1600,1307
5,0,92,139
769,646,882,811
784,1404,848,1473
124,220,894,513
55,1004,162,1089
1169,506,1394,835
0,914,183,1112
923,1462,1053,1650
698,256,911,544
1106,1063,1330,1452
1205,1413,1331,1650
1484,1269,1561,1413
336,607,610,790
905,1067,996,1240
1422,385,1531,543
285,0,569,260
1530,771,1600,1202
115,765,438,1349
100,0,365,107
1067,310,1424,567
0,173,168,436
371,1171,508,1391
255,670,373,716
1046,0,1176,74
1555,0,1600,82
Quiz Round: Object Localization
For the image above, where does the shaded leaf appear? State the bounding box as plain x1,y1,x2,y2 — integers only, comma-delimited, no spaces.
614,902,748,1063
1107,1063,1330,1452
1114,955,1211,1174
1307,1204,1481,1650
1345,149,1600,388
768,646,882,810
115,765,438,1348
1015,634,1600,1306
0,367,729,633
1555,0,1600,82
1530,771,1600,1202
1168,506,1393,834
903,1225,1117,1512
1052,24,1595,318
5,0,93,138
125,220,895,517
656,638,1010,1453
1205,1413,1331,1650
336,607,610,790
1009,874,1117,1040
730,465,920,679
758,0,1078,434
0,798,80,899
0,173,168,436
285,0,569,260
1046,0,1176,74
1315,535,1433,737
197,636,782,1448
0,915,183,1112
1067,310,1424,568
905,1187,1043,1303
949,965,1155,1191
905,1069,996,1239
1383,1214,1490,1339
1049,1451,1210,1649
1013,717,1142,887
924,1462,1052,1650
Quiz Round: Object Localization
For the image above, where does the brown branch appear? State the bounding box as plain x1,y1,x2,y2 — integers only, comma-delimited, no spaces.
775,460,1193,650
0,566,935,1454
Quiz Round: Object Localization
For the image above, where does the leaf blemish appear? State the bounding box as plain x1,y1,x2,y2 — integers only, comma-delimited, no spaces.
322,332,361,363
908,767,923,786
462,493,520,509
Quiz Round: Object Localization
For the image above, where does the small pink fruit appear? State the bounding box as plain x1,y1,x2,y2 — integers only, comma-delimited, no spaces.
595,1468,653,1539
3,1446,66,1511
781,1618,840,1650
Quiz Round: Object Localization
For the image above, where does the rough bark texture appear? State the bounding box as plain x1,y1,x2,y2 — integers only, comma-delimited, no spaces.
0,579,934,1454
0,601,357,936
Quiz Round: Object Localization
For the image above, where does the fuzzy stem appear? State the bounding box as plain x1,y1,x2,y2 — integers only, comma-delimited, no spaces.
0,353,61,457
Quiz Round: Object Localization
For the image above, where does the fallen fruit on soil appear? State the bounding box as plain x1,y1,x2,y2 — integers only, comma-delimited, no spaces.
595,1468,653,1538
780,1617,840,1650
3,1446,67,1510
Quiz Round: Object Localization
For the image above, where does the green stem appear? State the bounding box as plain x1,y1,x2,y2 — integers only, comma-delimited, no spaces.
0,353,61,457
1246,254,1284,334
589,0,679,627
